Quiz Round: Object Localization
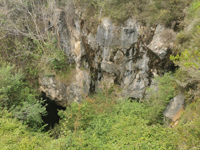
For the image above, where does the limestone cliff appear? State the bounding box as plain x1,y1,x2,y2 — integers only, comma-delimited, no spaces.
39,5,176,106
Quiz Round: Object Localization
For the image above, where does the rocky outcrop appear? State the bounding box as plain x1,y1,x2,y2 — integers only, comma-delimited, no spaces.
39,5,177,106
163,93,185,126
39,69,91,106
148,25,176,60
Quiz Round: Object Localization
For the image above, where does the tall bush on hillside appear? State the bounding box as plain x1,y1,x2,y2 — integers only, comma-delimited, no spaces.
0,64,23,108
0,63,46,130
145,73,176,124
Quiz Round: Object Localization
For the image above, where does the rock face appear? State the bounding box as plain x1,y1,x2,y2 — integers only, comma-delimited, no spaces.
148,25,176,60
39,5,176,106
163,94,185,122
39,69,91,106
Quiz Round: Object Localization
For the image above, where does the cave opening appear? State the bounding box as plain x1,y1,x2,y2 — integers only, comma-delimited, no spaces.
129,97,140,103
41,92,66,131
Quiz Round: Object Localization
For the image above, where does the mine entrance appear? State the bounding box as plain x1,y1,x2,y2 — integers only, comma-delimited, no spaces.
41,92,66,131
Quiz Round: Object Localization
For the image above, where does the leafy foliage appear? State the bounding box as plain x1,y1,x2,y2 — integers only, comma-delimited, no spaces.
171,0,200,101
0,109,51,150
145,73,176,124
0,64,23,108
0,63,46,130
1,89,200,149
49,95,180,149
169,1,200,149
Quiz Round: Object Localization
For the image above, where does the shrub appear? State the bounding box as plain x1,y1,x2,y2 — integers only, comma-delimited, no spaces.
145,72,176,124
0,63,23,108
57,97,178,149
0,63,46,130
174,97,200,149
0,109,52,150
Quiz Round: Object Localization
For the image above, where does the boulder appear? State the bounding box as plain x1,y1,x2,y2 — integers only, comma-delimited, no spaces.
163,93,185,122
148,24,176,59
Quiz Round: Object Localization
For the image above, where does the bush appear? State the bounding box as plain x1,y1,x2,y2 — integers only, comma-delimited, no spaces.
174,97,200,149
0,63,23,108
57,89,117,134
0,109,52,150
145,72,176,124
0,63,46,130
56,96,178,149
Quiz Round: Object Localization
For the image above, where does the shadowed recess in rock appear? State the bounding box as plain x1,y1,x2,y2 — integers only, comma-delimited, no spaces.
129,97,140,103
41,92,66,131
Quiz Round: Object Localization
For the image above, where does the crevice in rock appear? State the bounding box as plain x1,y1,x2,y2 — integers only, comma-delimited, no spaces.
143,25,157,45
41,92,66,131
110,49,118,62
132,37,143,63
114,70,122,86
173,22,180,32
81,36,102,93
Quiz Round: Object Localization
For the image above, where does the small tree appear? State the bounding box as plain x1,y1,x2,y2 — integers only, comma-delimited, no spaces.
0,63,46,130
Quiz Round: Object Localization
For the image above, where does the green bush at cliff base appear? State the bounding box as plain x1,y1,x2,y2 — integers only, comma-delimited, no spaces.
54,90,178,149
0,109,72,150
175,97,200,149
0,63,46,130
51,91,200,149
0,109,50,150
145,72,176,125
1,90,200,149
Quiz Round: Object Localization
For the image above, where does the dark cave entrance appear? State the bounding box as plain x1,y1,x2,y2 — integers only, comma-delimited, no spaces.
129,97,140,103
41,92,66,131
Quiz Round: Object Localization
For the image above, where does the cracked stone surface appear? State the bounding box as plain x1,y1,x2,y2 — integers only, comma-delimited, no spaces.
39,7,176,106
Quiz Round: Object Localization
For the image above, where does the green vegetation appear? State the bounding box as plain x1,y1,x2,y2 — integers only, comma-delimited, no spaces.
146,73,176,124
171,0,200,104
0,0,200,149
0,0,74,130
55,89,178,149
1,90,200,149
76,0,189,27
0,63,46,130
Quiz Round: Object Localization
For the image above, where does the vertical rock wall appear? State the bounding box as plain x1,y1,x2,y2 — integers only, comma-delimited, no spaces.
39,6,176,106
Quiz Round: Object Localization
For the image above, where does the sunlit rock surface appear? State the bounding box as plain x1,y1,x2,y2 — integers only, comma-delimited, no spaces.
164,93,185,122
39,6,176,106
